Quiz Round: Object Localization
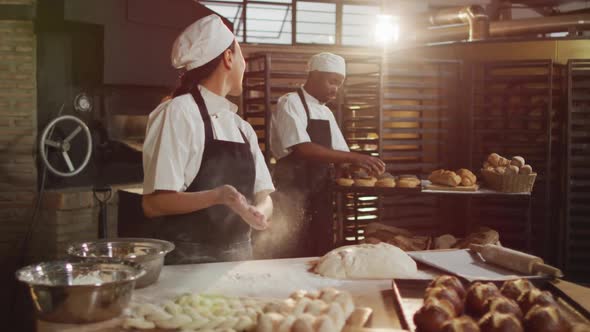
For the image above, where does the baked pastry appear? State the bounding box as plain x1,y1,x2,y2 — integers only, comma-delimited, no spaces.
483,296,523,319
517,288,557,314
434,234,458,249
429,169,461,187
511,156,525,168
478,312,523,332
453,227,500,249
428,275,467,299
354,178,377,187
424,286,464,315
494,167,506,175
441,316,480,332
457,168,477,186
398,178,421,188
505,165,520,175
520,165,533,175
336,178,354,186
465,282,501,316
524,304,569,332
375,178,396,188
500,279,534,301
413,298,456,332
497,157,510,167
487,153,502,167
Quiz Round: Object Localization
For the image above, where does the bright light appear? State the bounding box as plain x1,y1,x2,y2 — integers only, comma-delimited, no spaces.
375,15,399,45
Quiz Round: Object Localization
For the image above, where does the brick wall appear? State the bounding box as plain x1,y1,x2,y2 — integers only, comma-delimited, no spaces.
0,0,37,327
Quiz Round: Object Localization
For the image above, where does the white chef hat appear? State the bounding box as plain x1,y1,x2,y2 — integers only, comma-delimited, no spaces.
171,14,235,70
307,52,346,77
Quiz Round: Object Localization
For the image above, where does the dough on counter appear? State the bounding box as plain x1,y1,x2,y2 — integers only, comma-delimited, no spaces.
314,243,418,279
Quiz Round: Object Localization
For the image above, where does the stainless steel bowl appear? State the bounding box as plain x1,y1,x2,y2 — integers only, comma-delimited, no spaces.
67,238,175,288
15,260,145,323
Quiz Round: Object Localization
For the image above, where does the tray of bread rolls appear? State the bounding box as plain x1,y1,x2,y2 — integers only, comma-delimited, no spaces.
121,288,374,332
334,168,422,193
392,275,590,332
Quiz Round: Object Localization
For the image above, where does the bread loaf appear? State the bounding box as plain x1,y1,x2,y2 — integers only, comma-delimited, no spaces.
487,153,502,167
511,156,525,168
457,169,477,186
520,165,533,175
429,170,461,187
505,165,520,175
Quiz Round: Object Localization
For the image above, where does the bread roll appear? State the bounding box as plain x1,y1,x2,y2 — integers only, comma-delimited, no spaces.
487,153,502,167
483,296,523,319
429,275,467,299
517,289,557,314
424,286,464,315
375,178,396,188
511,156,525,168
524,305,568,332
520,165,533,175
354,178,376,187
457,168,477,186
441,316,480,332
414,298,456,332
465,282,501,316
500,279,534,301
399,174,418,179
429,169,461,187
494,167,506,175
398,178,421,188
498,157,511,167
336,178,354,186
478,311,523,332
505,165,519,175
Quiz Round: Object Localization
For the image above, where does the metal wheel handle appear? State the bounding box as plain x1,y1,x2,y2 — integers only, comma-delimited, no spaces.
39,115,92,177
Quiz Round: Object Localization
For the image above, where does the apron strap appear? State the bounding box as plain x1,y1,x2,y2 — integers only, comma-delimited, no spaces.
191,88,214,142
297,88,312,129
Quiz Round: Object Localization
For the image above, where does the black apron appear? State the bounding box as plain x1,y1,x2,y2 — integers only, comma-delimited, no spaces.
273,88,334,257
160,88,256,265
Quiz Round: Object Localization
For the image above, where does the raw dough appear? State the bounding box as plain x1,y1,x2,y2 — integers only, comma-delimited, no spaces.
314,243,418,279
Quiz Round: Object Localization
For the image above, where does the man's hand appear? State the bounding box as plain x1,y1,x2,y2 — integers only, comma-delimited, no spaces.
215,185,269,230
350,153,386,175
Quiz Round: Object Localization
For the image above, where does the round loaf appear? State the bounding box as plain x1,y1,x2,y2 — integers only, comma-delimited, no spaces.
524,304,569,332
429,275,467,299
483,296,523,319
414,298,456,332
424,286,464,315
375,178,396,188
466,282,501,316
517,288,557,314
478,311,523,332
441,316,480,332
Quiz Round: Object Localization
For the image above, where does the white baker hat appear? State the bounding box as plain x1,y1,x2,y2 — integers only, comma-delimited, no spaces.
307,52,346,77
171,14,235,70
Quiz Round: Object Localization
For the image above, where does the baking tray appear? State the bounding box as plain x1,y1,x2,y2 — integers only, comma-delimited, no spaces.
391,278,590,332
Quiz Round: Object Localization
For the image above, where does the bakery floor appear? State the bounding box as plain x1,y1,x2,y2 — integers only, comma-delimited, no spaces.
35,257,589,332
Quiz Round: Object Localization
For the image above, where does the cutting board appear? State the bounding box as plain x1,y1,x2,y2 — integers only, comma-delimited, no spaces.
424,183,479,192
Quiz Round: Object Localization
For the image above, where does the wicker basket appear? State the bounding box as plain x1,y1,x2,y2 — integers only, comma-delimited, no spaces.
481,169,537,193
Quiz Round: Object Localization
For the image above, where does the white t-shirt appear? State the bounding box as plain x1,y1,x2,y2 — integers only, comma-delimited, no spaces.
142,85,275,197
270,87,350,160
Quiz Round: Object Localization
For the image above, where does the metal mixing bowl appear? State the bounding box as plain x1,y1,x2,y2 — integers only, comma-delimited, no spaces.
15,260,145,323
67,238,174,288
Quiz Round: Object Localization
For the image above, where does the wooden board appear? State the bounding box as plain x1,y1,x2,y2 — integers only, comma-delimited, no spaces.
424,183,479,192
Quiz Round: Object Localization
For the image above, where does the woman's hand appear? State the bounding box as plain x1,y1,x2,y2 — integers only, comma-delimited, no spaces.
215,185,269,230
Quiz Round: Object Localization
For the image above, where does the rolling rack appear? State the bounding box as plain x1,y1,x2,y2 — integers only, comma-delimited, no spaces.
468,60,565,254
242,52,311,166
335,59,464,245
564,59,590,283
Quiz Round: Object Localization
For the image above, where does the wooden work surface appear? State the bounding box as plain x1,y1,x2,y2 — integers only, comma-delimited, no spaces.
35,257,589,332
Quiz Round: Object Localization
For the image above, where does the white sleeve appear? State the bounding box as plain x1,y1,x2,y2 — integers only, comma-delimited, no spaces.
242,119,275,197
272,96,311,151
142,100,195,194
328,111,350,152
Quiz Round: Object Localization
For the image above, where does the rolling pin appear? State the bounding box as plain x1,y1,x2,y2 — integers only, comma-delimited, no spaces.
469,244,563,278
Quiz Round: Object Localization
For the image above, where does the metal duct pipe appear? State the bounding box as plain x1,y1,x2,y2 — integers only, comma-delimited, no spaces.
411,13,590,43
425,5,490,41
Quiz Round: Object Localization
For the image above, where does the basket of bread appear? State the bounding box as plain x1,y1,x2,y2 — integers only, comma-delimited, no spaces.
481,153,536,193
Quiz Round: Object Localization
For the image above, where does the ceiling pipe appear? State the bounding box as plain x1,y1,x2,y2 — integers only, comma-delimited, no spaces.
410,13,590,43
425,5,490,41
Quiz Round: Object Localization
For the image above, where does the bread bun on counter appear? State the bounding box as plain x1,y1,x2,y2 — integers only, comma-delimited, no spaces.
398,177,421,188
441,316,480,332
465,282,501,316
429,169,462,187
483,296,523,320
517,288,557,314
478,311,523,332
414,298,457,332
353,178,377,187
524,305,569,332
424,286,464,315
375,177,396,188
429,275,467,300
500,279,534,302
336,178,354,187
457,169,477,186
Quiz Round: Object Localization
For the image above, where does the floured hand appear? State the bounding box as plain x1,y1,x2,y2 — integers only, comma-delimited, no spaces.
215,185,269,230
